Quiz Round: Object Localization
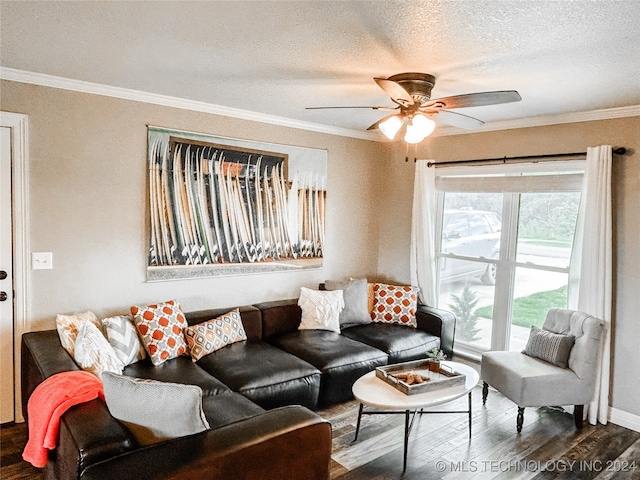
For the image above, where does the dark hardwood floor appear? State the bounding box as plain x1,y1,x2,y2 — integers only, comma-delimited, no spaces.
323,386,640,480
2,385,639,479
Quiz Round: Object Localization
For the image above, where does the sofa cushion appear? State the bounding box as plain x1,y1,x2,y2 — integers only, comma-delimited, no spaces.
201,391,265,429
481,351,592,406
256,299,303,339
372,283,419,327
325,278,372,329
270,330,388,406
298,287,344,333
342,323,440,364
102,373,210,445
123,355,231,397
184,308,247,361
196,340,321,410
131,300,189,366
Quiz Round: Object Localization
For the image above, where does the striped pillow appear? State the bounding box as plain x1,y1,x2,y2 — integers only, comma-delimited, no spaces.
522,326,575,368
102,315,147,366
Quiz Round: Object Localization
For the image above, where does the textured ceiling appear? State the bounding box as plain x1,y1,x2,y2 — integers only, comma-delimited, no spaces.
2,1,639,135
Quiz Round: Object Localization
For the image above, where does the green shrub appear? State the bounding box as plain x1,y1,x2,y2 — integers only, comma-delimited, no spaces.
448,283,481,342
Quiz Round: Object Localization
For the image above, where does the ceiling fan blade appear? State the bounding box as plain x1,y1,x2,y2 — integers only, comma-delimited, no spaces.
374,78,414,107
425,90,521,109
433,110,485,130
306,105,398,111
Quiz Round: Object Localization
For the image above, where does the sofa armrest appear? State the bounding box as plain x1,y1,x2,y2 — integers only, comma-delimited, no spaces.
46,399,137,480
80,406,332,480
21,330,81,420
416,304,456,359
21,330,138,480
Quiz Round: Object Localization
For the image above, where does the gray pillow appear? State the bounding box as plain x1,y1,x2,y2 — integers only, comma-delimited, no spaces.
522,326,575,368
102,372,210,445
325,278,371,329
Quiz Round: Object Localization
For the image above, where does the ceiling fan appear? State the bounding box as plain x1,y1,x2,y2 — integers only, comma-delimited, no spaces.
307,73,522,143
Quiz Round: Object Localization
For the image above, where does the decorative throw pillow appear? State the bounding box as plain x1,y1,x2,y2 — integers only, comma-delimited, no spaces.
298,287,344,333
184,308,247,362
325,278,371,329
367,282,375,314
371,283,419,328
73,321,124,378
131,300,188,366
102,315,147,366
522,326,575,368
102,372,210,445
56,311,103,357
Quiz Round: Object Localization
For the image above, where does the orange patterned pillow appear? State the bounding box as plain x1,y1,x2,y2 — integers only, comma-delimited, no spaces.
131,300,188,366
371,283,419,328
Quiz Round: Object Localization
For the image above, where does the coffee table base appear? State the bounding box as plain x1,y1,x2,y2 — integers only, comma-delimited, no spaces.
353,391,473,471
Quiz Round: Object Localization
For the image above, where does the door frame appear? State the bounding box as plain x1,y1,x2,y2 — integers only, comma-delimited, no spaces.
1,111,30,422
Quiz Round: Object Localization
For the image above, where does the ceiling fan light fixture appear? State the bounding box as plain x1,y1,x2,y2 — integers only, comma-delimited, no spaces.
404,123,425,144
378,115,403,140
412,114,436,138
404,114,436,144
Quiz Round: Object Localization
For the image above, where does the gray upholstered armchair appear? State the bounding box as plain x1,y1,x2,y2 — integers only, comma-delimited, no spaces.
480,308,605,433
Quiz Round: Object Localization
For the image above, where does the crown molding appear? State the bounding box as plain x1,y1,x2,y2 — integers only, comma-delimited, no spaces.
0,67,380,142
434,104,640,137
2,67,638,142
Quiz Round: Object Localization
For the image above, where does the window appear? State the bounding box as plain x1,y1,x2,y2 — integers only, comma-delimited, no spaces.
434,162,584,357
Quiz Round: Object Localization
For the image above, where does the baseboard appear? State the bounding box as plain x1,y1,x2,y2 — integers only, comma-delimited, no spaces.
609,407,640,433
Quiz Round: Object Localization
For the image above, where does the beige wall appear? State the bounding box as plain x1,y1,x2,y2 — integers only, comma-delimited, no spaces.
2,79,638,420
1,80,387,329
378,116,640,418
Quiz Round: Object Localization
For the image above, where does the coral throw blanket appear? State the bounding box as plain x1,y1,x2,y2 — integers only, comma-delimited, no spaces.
23,371,104,468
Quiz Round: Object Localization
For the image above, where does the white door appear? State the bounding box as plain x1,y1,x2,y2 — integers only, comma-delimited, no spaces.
0,126,14,423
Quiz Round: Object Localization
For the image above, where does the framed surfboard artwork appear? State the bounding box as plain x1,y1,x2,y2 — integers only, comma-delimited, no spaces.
146,126,327,281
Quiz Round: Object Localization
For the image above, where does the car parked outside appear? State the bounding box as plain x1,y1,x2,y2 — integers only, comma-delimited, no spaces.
439,209,501,285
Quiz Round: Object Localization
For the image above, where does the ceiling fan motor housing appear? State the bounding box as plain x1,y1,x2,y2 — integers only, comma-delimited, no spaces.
387,73,436,106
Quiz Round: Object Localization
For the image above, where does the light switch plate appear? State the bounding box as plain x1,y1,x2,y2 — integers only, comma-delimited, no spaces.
32,252,53,270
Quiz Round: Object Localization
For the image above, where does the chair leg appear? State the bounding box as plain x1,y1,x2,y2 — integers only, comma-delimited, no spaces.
482,382,489,405
516,407,525,433
574,405,584,429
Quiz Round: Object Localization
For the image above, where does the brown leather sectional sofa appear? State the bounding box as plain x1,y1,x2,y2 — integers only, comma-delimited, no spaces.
21,299,455,480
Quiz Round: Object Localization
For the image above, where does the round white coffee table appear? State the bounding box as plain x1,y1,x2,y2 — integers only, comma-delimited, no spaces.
352,361,479,471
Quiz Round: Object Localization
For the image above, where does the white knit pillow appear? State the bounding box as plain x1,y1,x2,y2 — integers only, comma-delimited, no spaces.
73,321,124,378
56,311,103,357
297,287,344,333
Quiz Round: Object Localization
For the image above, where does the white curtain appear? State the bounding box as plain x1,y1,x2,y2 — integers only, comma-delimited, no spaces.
410,160,437,306
568,145,613,425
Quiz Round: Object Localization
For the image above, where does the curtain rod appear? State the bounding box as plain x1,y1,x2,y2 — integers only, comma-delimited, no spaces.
426,147,627,168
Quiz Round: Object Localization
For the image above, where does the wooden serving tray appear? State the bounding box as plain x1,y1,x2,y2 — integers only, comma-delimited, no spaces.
375,360,465,395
